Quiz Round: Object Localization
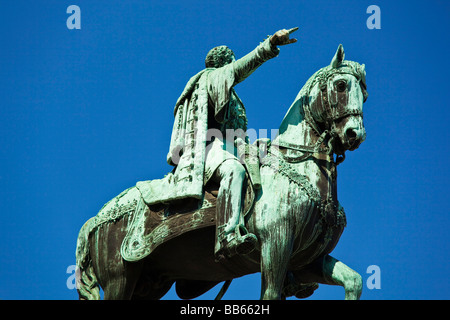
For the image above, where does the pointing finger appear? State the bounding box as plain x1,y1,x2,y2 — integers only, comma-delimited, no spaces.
288,27,299,35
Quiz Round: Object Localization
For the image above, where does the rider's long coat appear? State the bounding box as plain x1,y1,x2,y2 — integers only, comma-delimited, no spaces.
137,38,280,205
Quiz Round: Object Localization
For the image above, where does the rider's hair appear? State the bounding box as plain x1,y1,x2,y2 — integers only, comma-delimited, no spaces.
205,46,235,68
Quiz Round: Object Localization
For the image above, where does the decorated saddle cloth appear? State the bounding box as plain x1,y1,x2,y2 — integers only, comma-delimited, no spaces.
120,177,256,262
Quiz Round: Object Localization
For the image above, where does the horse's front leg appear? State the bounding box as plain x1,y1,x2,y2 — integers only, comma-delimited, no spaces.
302,254,362,300
324,255,362,300
259,230,293,300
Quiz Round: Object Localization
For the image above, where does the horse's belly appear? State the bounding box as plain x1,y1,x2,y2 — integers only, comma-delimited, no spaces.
145,227,258,282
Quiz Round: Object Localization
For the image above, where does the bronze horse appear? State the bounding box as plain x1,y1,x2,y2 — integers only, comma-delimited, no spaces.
76,44,368,300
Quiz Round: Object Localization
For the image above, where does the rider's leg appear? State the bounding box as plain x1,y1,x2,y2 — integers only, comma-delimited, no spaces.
212,159,257,259
215,159,246,233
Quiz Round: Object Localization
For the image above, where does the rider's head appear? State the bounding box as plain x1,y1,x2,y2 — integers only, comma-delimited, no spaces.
205,46,235,68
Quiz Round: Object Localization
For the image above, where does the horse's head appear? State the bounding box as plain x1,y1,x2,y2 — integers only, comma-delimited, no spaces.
305,45,368,155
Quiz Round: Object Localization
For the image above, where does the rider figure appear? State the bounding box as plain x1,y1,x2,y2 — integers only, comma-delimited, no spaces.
167,28,298,260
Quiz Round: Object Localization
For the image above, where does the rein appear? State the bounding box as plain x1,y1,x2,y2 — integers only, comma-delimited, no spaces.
271,130,334,163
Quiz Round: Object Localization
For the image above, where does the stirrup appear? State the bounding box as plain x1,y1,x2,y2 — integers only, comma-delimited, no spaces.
215,225,257,261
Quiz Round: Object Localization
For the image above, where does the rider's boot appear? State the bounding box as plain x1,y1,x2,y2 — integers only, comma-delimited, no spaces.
214,213,258,262
215,224,258,261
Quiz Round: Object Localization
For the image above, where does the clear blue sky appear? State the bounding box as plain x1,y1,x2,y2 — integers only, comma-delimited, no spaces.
0,0,448,300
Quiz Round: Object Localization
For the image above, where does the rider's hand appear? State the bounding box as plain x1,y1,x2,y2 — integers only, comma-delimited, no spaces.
270,27,299,46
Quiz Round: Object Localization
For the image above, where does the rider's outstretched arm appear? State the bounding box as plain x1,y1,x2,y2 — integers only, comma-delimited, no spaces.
232,27,298,85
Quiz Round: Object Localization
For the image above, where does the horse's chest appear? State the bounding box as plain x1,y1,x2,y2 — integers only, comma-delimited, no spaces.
291,203,346,267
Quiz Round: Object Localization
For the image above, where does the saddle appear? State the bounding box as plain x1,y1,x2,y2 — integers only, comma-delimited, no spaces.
120,178,256,262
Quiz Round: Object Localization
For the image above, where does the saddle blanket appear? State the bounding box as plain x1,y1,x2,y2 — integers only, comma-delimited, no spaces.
120,191,218,262
121,179,255,262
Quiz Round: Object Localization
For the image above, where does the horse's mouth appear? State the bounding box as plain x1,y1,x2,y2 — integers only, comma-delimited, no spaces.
335,137,362,154
333,139,347,155
348,139,362,151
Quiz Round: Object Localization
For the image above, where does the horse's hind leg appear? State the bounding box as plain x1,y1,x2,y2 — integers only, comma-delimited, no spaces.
91,221,143,300
102,262,143,300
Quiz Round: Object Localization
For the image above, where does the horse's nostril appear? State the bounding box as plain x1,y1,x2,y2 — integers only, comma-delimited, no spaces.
346,128,357,140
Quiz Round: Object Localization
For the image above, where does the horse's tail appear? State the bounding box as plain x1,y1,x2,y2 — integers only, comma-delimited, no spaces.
75,218,100,300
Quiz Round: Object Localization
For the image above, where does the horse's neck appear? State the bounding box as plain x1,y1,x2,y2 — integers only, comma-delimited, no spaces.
272,100,337,202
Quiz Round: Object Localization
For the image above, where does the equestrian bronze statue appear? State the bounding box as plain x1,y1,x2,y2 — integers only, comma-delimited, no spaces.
76,27,369,300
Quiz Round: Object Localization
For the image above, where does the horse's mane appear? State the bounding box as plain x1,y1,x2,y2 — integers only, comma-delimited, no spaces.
274,69,321,146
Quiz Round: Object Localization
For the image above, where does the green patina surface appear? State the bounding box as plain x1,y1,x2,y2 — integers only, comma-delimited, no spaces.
76,31,368,300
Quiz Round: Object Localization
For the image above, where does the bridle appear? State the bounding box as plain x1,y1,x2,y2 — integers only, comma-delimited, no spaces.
272,63,367,165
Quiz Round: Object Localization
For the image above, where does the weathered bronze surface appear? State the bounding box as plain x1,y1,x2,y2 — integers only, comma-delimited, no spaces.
76,31,368,300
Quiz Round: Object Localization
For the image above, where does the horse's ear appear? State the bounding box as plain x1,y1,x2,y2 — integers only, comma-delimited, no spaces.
330,44,345,68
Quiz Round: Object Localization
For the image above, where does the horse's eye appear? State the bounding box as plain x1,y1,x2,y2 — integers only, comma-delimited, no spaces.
336,80,347,92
